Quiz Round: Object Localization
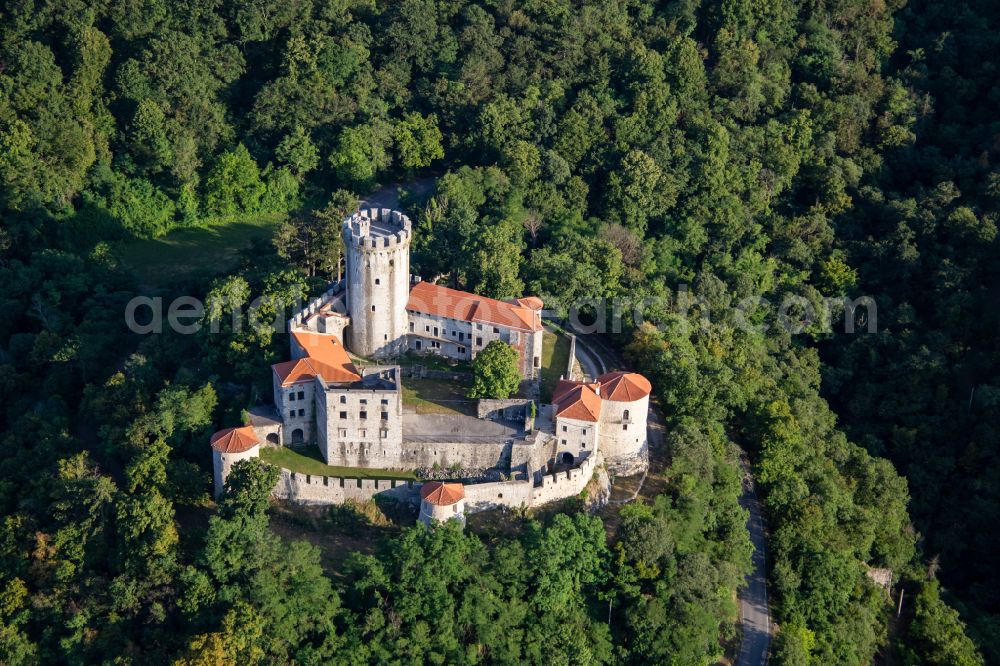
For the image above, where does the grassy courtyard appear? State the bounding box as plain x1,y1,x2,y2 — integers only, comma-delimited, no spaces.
118,213,284,287
401,376,476,416
260,445,416,480
540,330,573,402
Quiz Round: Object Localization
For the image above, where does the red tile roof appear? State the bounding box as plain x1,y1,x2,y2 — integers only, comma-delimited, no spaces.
407,281,543,332
210,426,260,454
552,380,602,422
272,331,360,386
420,481,465,505
597,371,652,401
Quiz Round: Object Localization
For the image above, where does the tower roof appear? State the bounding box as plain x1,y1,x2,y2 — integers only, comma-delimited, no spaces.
596,371,652,401
210,426,259,454
420,481,465,506
552,380,602,422
274,331,360,386
407,281,543,332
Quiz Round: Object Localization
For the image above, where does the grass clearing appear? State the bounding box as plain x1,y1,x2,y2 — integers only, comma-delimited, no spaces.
396,352,472,373
401,376,475,416
118,213,283,287
540,330,573,402
260,445,416,480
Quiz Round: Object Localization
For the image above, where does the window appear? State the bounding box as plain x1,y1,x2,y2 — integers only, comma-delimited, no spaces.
493,327,499,333
498,493,503,499
511,332,519,343
375,278,380,285
623,425,628,431
425,325,430,332
371,305,375,312
339,411,347,419
583,429,587,436
561,439,567,445
458,332,464,341
381,411,389,421
416,340,422,350
562,425,568,432
381,399,389,406
433,327,439,336
409,322,414,332
297,390,304,400
288,392,296,402
380,429,388,438
534,356,540,367
359,411,368,419
298,409,305,417
458,347,466,354
360,399,367,405
623,409,630,421
339,429,347,437
359,430,366,438
453,505,459,514
476,336,482,346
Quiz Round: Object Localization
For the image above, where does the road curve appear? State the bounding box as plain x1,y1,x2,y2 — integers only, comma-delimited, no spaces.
737,456,772,666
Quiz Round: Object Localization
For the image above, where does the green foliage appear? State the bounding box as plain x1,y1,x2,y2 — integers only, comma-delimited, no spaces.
203,145,265,217
468,340,520,399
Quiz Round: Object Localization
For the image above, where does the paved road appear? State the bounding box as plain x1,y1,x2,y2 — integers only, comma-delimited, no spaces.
737,456,771,666
572,334,607,381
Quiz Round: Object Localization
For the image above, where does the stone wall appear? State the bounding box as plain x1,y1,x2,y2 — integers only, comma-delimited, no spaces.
476,398,532,421
272,469,420,505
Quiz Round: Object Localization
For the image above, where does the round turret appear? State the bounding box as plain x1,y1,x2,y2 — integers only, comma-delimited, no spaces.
211,426,261,497
418,481,466,527
342,208,412,358
596,372,651,469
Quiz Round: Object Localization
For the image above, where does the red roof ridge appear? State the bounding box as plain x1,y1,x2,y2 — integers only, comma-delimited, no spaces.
420,481,465,505
407,281,542,332
596,371,652,401
210,426,259,454
552,379,602,422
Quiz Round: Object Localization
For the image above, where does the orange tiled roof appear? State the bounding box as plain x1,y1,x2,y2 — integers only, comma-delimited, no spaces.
420,481,465,505
272,330,360,386
552,380,602,422
407,281,542,332
210,426,259,454
597,371,652,401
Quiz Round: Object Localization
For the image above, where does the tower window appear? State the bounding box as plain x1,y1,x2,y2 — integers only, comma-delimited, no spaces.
371,305,375,312
375,278,380,285
340,396,346,404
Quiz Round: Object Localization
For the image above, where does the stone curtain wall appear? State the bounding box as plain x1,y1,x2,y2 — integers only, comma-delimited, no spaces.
476,398,532,420
270,451,600,511
272,469,420,505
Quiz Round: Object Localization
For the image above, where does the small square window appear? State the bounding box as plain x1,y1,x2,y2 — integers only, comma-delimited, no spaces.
288,393,296,402
375,278,380,285
381,399,389,406
493,327,499,333
623,424,628,431
360,399,367,405
360,411,368,419
381,411,389,420
561,439,567,445
298,408,305,417
340,411,347,419
340,395,346,404
562,425,567,432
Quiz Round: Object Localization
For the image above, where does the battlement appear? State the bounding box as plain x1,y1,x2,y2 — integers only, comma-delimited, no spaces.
343,208,412,251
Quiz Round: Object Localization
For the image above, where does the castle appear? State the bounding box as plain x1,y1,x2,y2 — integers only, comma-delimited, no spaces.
211,208,651,524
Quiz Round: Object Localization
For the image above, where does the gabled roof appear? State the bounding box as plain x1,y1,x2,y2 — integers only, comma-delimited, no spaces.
273,330,360,386
407,281,543,332
420,481,465,506
210,426,259,454
597,371,652,401
552,380,602,422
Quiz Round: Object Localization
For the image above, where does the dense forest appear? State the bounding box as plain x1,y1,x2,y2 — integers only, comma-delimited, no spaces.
0,0,994,663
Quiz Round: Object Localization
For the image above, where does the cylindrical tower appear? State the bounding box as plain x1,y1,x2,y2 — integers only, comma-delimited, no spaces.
596,371,652,472
418,482,466,528
210,426,261,497
342,208,412,358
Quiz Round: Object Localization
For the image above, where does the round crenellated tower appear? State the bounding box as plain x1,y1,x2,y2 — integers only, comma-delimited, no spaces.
342,208,412,358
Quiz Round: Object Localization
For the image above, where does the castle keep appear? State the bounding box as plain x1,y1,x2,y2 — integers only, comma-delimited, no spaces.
210,208,652,521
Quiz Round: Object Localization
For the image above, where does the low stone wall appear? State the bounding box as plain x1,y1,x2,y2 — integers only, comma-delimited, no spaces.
476,398,532,421
272,469,420,505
